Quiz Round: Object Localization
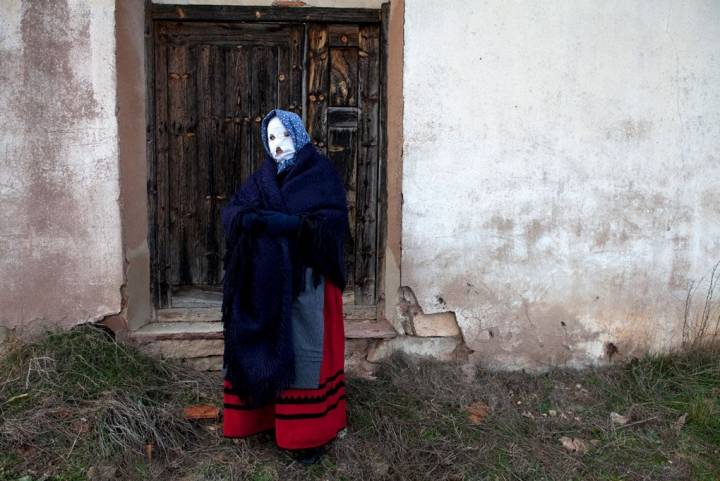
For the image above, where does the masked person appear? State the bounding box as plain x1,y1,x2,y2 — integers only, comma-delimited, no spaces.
219,109,349,464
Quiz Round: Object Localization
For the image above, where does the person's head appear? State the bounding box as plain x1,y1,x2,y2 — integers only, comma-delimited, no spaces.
266,116,295,163
260,109,311,166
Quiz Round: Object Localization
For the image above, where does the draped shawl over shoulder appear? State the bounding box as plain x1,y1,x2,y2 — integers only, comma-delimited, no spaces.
220,127,348,408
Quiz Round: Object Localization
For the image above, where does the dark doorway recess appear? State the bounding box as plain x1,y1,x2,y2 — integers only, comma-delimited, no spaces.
146,4,388,321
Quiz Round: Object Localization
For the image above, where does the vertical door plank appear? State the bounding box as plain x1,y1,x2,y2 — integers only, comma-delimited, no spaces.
194,44,212,288
153,31,170,307
328,127,358,291
355,24,380,304
289,26,304,116
377,3,390,311
277,40,292,111
238,45,254,185
167,43,198,288
326,24,361,303
250,46,278,170
306,24,328,155
216,45,248,283
207,44,226,285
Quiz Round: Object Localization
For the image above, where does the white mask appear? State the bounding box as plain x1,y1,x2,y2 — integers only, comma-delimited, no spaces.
267,116,296,163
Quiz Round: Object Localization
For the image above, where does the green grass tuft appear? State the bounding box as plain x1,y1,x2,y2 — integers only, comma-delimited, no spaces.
1,326,719,480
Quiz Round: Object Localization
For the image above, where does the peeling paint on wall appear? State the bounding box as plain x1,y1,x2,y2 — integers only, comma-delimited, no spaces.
401,0,720,369
0,0,123,334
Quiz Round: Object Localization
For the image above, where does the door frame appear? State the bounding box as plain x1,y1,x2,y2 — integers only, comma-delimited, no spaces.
143,2,391,323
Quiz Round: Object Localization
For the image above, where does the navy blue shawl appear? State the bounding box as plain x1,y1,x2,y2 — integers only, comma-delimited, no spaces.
220,142,348,407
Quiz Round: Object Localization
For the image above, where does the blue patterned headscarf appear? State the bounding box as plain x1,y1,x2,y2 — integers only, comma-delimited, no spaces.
260,109,312,174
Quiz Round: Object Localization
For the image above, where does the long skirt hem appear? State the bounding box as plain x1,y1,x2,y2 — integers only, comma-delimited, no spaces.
222,278,347,450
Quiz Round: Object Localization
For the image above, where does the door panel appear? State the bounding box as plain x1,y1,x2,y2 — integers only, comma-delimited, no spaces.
153,22,303,307
151,20,381,309
306,23,381,305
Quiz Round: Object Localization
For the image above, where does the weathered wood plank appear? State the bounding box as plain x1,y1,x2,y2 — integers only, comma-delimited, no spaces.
355,24,380,304
193,44,211,288
277,39,291,111
167,43,192,287
207,44,226,285
328,127,358,290
216,45,247,284
151,5,381,24
152,25,170,307
163,21,307,42
328,24,359,47
238,45,254,187
289,26,304,117
377,2,390,311
250,45,278,170
330,47,358,107
306,24,328,156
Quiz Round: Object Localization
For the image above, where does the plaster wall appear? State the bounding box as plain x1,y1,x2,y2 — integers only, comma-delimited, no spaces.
401,0,720,369
0,0,123,335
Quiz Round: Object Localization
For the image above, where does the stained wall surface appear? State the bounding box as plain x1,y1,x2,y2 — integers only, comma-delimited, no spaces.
401,0,720,368
3,0,720,370
0,1,123,334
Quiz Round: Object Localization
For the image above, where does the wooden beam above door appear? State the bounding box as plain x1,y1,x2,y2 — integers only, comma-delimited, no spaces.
150,5,381,24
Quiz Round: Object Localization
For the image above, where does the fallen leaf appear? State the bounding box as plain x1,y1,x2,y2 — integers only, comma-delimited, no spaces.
54,406,72,418
559,436,589,454
610,411,631,426
144,443,154,463
15,444,36,457
183,404,220,420
466,401,490,425
548,409,558,417
672,413,688,433
521,411,535,419
70,418,91,434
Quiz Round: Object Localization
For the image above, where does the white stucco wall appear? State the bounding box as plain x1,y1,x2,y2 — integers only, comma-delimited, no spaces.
0,0,123,333
402,1,720,368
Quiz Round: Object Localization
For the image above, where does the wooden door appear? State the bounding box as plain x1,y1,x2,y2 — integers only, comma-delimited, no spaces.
150,19,382,311
306,23,381,307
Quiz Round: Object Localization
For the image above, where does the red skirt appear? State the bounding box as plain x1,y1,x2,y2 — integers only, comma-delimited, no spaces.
222,279,347,450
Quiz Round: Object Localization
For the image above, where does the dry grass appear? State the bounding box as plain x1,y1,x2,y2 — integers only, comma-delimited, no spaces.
683,261,720,349
1,325,719,481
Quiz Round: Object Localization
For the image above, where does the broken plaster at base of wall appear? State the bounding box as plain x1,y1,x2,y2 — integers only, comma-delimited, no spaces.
397,285,464,337
353,285,473,366
397,279,641,372
96,282,130,342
